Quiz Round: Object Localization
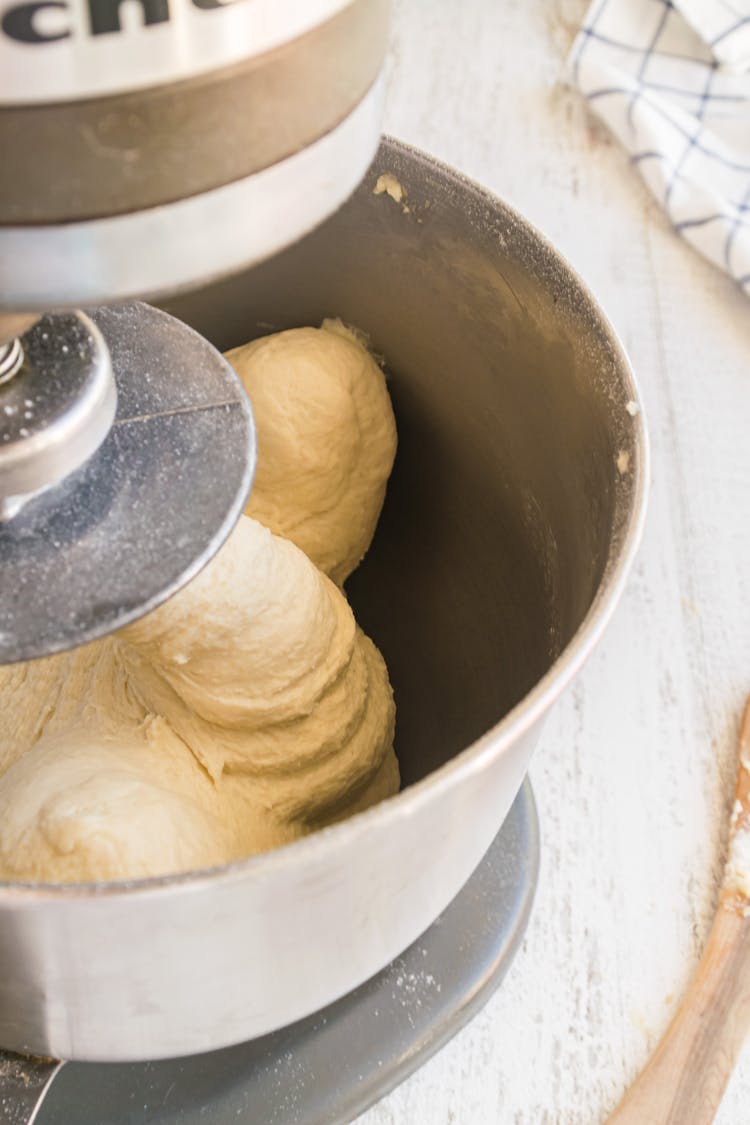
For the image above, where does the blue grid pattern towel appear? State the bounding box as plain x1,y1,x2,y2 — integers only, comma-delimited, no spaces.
569,0,750,295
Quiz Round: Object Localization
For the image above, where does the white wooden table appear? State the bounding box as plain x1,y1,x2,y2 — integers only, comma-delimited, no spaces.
359,2,750,1122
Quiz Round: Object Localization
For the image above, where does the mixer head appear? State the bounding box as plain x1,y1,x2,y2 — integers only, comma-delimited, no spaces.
0,0,390,661
0,0,387,310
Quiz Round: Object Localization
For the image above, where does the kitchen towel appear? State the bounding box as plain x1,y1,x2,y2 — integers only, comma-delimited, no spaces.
569,0,750,295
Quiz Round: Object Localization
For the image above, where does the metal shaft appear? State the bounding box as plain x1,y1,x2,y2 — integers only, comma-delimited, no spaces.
0,312,116,517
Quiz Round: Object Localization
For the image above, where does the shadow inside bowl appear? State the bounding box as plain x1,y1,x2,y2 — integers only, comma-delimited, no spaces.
165,139,639,788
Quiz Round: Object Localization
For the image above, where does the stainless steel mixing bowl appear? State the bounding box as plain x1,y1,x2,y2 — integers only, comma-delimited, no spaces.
0,138,648,1061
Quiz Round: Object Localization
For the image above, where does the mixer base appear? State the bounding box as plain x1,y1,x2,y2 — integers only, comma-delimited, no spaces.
31,780,539,1125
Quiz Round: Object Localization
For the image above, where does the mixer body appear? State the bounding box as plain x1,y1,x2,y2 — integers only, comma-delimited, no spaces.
0,0,389,307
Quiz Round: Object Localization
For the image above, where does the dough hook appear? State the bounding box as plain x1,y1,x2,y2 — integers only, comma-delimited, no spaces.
0,304,255,663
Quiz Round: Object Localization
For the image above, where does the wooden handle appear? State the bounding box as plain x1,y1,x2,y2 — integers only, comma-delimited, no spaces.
607,906,750,1125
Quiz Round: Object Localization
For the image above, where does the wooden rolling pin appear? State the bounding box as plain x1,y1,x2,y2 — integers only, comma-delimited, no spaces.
607,696,750,1125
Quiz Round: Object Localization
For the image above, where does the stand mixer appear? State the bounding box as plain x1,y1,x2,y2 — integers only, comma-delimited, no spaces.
0,10,651,1121
0,0,389,662
0,105,648,1125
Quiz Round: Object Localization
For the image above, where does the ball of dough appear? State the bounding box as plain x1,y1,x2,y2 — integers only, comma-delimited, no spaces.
225,320,397,585
0,315,402,884
119,517,356,741
0,638,143,778
119,517,399,831
0,517,398,882
0,726,233,883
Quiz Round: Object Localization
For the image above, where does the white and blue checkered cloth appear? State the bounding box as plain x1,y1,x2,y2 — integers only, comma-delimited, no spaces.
569,0,750,295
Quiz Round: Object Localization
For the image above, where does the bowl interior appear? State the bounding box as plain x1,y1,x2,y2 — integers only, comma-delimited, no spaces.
165,140,640,788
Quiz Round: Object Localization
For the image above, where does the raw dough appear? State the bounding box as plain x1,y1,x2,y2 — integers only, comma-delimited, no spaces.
0,726,235,883
0,322,399,883
118,517,398,829
0,519,397,881
225,320,397,585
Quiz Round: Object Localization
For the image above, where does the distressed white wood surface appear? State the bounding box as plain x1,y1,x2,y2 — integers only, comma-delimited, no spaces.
358,1,750,1122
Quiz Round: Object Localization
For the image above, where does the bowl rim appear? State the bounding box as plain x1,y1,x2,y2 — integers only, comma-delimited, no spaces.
0,135,650,903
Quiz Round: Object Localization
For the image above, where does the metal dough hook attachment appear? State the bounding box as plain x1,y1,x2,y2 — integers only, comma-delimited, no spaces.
0,302,256,664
